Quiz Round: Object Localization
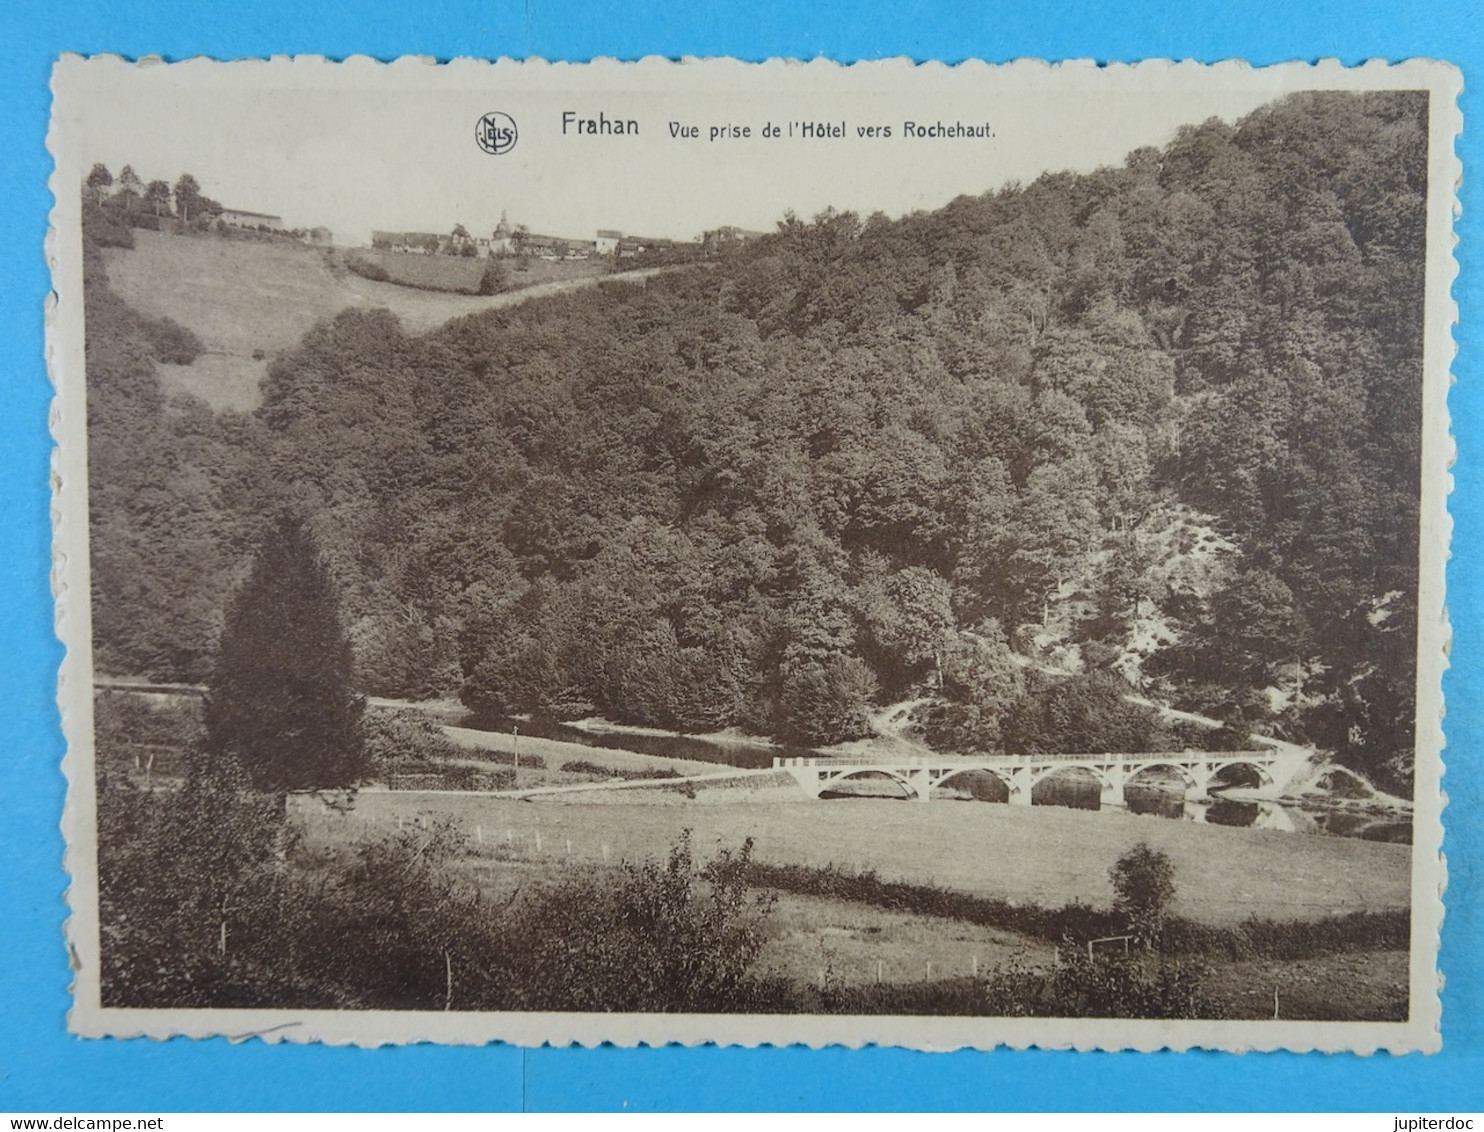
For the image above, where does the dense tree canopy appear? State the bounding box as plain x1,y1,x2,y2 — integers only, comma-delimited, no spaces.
86,91,1428,789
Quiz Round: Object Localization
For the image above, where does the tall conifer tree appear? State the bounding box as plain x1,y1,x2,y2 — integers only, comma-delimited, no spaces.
206,516,365,792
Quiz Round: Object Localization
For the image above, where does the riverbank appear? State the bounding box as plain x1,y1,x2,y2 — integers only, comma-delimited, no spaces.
440,721,731,779
564,716,779,750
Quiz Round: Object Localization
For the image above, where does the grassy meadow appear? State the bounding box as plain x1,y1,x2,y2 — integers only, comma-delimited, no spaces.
309,789,1410,927
285,785,1410,1017
100,231,680,411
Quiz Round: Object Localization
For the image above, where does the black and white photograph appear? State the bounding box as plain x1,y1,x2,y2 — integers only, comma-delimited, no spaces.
49,56,1455,1051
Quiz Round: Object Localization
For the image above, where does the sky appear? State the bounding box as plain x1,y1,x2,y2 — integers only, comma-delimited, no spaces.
57,59,1306,247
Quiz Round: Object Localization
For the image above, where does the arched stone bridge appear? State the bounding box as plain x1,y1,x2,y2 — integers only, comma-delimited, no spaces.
774,748,1311,808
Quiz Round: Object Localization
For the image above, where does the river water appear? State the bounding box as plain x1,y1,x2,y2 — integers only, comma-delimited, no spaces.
461,711,808,768
455,713,1409,843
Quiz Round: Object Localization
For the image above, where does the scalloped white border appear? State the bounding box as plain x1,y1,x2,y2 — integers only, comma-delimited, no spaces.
48,53,1459,1053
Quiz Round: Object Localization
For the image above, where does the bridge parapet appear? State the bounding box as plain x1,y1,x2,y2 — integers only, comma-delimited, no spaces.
776,747,1308,805
774,754,934,769
774,750,1280,768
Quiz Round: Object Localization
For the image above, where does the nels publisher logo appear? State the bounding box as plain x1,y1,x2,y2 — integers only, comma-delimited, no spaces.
476,111,518,155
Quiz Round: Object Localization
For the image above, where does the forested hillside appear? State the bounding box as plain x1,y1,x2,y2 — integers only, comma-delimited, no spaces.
85,91,1428,791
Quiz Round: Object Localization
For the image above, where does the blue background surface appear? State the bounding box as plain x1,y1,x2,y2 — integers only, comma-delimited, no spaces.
1,0,1479,1112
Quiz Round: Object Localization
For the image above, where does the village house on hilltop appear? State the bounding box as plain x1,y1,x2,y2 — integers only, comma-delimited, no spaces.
366,214,727,261
219,207,284,232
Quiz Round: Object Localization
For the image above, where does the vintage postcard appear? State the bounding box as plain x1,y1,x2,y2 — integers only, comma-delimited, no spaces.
49,55,1457,1052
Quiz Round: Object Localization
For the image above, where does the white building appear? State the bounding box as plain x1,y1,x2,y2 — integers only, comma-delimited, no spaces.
219,208,284,231
490,211,515,256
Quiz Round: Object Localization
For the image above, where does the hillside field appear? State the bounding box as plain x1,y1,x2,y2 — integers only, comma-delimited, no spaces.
347,247,606,293
100,230,671,411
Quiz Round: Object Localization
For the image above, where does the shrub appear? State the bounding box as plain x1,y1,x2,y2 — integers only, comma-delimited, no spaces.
344,253,391,282
99,776,778,1013
363,708,462,768
94,692,204,752
467,747,546,770
137,314,204,364
742,859,1406,962
560,758,679,781
744,860,1121,942
1110,842,1177,948
978,946,1220,1019
477,262,509,295
501,830,777,1011
561,758,610,776
293,818,506,1010
93,691,204,781
800,949,1219,1019
384,764,513,791
97,761,312,1008
82,201,135,248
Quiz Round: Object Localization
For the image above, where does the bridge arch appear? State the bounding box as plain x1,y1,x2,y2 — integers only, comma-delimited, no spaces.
1028,762,1112,792
1030,764,1108,810
1205,759,1275,791
929,766,1012,802
1124,762,1201,792
819,768,919,800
